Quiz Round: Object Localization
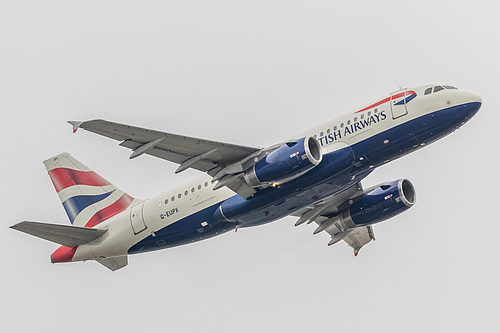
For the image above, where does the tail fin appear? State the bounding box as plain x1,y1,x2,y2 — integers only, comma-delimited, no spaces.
44,152,136,227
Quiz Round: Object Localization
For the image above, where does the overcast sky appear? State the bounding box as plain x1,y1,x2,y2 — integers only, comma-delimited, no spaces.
1,1,499,332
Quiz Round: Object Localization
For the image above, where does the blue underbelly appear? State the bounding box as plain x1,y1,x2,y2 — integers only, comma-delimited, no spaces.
128,203,235,254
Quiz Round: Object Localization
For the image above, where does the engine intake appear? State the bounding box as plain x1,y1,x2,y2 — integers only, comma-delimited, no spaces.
339,179,416,228
244,136,322,188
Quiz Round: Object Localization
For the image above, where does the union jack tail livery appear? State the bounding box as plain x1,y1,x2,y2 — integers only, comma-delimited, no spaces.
44,152,136,228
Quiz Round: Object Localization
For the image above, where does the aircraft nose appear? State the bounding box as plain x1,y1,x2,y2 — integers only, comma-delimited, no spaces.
461,90,482,105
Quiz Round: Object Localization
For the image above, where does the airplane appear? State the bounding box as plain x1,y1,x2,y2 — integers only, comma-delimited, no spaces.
11,83,482,271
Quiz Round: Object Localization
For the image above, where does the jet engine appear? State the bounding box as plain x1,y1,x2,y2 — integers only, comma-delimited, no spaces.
340,179,416,228
244,136,322,188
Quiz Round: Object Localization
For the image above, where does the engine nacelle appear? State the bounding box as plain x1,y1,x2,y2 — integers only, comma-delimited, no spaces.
244,136,322,188
340,179,416,227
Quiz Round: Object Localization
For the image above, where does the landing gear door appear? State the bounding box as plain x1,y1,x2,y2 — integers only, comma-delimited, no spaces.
130,202,147,234
390,89,409,119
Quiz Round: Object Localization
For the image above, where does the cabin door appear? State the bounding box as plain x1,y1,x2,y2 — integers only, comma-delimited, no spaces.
390,89,409,119
130,202,147,234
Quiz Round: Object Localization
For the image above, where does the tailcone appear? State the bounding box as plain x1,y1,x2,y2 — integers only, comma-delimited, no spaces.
51,245,77,263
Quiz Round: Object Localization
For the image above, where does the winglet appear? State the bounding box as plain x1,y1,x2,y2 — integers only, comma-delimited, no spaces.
68,121,83,133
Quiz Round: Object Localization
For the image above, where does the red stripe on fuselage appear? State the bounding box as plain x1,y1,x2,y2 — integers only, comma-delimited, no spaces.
48,168,111,192
84,194,134,228
354,91,416,114
355,97,391,114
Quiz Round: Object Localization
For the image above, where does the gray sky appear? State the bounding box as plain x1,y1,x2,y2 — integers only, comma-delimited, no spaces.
1,1,498,332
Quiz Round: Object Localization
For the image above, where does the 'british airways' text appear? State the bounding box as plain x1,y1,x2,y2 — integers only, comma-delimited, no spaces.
318,111,387,146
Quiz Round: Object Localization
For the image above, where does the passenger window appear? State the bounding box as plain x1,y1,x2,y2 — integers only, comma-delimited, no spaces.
178,193,182,199
340,123,344,128
198,185,202,190
334,126,337,131
184,190,188,196
165,199,168,205
171,196,175,202
361,114,364,119
327,128,330,134
368,111,371,117
320,132,324,137
434,86,444,93
424,87,432,95
191,188,195,193
205,182,209,187
354,117,357,122
347,120,351,125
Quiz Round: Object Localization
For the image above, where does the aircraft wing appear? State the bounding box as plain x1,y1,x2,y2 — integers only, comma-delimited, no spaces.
70,119,264,198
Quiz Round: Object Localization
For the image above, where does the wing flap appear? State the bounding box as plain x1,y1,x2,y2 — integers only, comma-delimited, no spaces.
10,221,107,247
342,226,375,256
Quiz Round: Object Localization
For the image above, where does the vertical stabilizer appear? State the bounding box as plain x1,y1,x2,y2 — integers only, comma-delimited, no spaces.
44,152,136,227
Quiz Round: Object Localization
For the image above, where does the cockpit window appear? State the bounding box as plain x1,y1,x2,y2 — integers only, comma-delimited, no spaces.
433,85,444,93
425,85,456,96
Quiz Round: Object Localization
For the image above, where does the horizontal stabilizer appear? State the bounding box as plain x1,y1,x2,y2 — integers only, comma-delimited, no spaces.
10,221,107,247
96,256,128,271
